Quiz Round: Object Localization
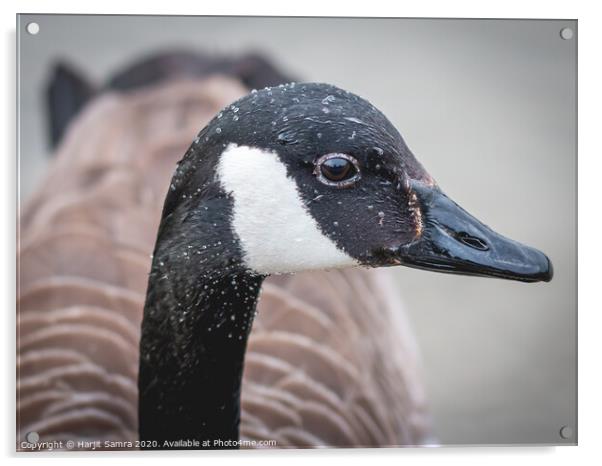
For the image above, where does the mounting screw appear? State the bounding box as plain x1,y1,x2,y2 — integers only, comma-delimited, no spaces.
559,425,573,439
560,27,574,40
26,22,40,35
25,431,40,443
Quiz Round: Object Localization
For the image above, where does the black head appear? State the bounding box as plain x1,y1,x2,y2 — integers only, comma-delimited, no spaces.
169,82,552,283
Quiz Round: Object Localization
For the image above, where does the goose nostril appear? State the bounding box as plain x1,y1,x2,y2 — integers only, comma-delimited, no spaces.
455,232,489,251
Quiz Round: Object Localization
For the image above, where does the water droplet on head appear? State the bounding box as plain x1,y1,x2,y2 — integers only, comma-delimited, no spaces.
321,95,336,105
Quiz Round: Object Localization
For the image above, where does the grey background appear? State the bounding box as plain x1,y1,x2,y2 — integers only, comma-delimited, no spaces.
17,15,577,446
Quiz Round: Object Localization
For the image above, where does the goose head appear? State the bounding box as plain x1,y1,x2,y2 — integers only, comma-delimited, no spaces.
171,82,552,283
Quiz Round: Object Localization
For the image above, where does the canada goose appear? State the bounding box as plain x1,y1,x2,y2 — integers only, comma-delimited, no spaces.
138,82,552,449
17,55,552,450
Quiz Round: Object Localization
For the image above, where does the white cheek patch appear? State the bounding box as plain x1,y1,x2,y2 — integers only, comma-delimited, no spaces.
217,143,358,275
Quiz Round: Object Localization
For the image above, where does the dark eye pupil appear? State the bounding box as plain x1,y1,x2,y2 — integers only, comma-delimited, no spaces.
321,158,354,181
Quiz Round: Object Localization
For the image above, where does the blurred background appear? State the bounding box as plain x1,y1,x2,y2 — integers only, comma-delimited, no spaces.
17,15,576,445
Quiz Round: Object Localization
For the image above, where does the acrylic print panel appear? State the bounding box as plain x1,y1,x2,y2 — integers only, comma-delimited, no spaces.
17,15,577,450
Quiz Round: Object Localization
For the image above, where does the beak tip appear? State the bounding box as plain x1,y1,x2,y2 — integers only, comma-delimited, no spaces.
542,255,554,282
528,251,553,282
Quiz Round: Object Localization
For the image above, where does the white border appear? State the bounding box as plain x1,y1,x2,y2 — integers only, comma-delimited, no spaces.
2,1,599,465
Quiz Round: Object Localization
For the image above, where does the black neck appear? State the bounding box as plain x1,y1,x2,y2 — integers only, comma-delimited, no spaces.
138,192,264,449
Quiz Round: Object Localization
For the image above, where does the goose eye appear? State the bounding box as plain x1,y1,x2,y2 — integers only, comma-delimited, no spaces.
322,158,352,180
314,153,361,188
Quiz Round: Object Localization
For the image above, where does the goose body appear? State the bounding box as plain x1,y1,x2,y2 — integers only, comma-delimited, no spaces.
17,58,552,449
18,76,431,449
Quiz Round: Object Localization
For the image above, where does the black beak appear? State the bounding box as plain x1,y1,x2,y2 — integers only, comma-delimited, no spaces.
397,181,553,283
